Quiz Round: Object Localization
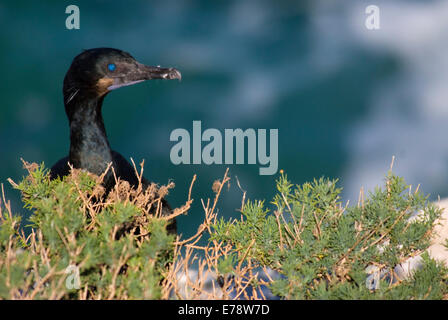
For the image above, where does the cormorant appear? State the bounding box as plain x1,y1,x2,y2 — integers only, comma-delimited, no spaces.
50,48,181,233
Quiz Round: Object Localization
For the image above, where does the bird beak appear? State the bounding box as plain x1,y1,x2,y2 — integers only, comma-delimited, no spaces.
138,64,182,81
107,64,181,91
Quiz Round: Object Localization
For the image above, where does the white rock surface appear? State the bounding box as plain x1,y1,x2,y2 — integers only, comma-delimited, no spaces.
367,198,448,289
395,198,448,280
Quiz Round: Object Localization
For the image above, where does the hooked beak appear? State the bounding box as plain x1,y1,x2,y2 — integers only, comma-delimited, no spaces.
107,63,181,91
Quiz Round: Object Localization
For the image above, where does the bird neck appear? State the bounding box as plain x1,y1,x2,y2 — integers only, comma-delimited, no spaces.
67,96,114,176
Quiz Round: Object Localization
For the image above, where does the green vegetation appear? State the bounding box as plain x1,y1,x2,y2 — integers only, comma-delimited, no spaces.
0,162,174,299
0,161,447,299
212,174,448,299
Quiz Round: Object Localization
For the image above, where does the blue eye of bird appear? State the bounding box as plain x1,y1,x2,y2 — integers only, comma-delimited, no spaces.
107,63,116,71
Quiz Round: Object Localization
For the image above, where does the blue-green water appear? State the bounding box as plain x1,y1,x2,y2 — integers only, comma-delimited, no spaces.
1,0,447,238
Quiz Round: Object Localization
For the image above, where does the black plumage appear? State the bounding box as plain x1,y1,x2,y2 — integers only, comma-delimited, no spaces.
50,48,181,233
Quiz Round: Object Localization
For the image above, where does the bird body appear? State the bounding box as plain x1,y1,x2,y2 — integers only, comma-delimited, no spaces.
51,151,142,189
50,48,181,233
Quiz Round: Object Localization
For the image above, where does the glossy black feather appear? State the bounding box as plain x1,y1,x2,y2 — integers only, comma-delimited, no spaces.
50,48,179,234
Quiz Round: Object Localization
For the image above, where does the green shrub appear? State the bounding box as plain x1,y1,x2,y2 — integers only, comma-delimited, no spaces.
211,172,448,299
0,161,447,299
0,161,175,299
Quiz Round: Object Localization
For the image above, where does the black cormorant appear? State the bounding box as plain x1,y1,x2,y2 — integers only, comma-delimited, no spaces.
50,48,181,233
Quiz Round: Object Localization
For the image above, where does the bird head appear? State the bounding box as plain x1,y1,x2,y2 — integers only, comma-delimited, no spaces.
63,48,181,106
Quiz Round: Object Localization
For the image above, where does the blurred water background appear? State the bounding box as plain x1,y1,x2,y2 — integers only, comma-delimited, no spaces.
1,0,447,239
